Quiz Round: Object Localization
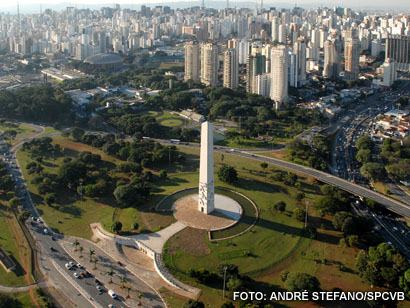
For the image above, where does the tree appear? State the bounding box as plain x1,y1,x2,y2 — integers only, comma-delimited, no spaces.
126,286,131,299
44,193,56,206
184,300,205,308
218,165,238,184
158,170,167,180
220,302,235,308
356,149,372,164
356,135,374,150
3,129,17,142
107,269,115,283
111,221,122,234
58,161,87,188
226,277,244,292
73,240,79,250
260,162,268,171
285,272,320,292
399,269,410,298
293,208,306,222
114,184,139,207
273,201,286,212
138,292,143,305
0,293,20,308
120,276,126,288
360,163,386,181
70,127,85,141
79,246,84,258
89,248,95,261
9,197,21,211
18,210,30,222
91,257,98,269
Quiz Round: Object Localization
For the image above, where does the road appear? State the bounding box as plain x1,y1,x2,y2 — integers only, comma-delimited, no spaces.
3,123,165,308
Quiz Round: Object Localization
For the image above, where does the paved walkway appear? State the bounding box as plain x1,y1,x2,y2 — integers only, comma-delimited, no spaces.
130,221,187,254
0,283,43,293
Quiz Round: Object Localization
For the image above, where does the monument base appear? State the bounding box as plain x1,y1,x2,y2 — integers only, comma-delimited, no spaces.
173,194,242,231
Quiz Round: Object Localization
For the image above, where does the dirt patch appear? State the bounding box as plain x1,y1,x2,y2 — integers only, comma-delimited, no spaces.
168,227,210,256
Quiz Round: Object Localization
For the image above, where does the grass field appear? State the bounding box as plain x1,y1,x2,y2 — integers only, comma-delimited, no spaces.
0,206,31,287
158,62,184,70
160,119,185,127
160,147,384,307
0,122,38,146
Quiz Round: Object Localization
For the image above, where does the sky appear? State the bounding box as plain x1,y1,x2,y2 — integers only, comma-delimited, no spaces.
0,0,409,12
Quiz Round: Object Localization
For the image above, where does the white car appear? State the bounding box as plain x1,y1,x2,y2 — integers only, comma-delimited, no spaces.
65,263,71,270
43,228,49,235
108,305,116,308
96,285,103,292
77,263,83,269
108,289,117,299
69,261,75,267
73,272,80,279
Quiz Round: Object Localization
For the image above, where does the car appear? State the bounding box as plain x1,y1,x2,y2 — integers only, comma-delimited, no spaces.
43,228,49,235
50,247,57,252
108,305,116,308
96,285,103,292
85,270,92,277
69,261,75,267
95,278,101,285
108,289,117,299
37,218,42,223
51,236,55,241
65,263,71,270
73,272,80,279
77,263,83,269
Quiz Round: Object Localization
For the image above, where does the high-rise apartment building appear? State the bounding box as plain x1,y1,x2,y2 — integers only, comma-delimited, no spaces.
270,45,288,106
200,42,219,87
223,48,239,89
323,40,341,78
293,38,306,85
246,53,266,93
344,38,360,80
271,17,280,42
386,35,410,71
184,41,200,81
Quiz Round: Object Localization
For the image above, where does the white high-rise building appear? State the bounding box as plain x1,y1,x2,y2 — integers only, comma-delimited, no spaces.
383,58,397,87
255,73,271,97
184,41,200,82
278,24,287,44
271,17,280,42
238,39,250,64
270,45,289,107
201,42,219,87
223,48,239,89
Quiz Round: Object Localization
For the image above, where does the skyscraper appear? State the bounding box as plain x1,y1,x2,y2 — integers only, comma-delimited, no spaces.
246,53,266,93
344,38,360,80
270,45,288,107
223,48,239,89
293,38,306,85
201,42,219,87
271,17,280,42
184,41,200,82
386,35,410,71
323,40,341,79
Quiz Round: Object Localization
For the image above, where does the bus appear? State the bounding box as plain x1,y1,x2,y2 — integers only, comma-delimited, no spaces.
170,139,180,144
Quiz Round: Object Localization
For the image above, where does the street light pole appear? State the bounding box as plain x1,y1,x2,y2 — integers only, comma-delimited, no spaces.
304,201,308,228
80,182,83,203
223,266,227,299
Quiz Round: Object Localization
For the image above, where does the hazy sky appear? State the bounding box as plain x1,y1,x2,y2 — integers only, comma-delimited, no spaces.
0,0,409,10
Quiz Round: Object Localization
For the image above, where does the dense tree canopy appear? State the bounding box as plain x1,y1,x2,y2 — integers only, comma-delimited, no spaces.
0,84,73,123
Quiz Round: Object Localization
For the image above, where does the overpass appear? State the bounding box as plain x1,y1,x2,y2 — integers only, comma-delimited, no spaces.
231,150,410,218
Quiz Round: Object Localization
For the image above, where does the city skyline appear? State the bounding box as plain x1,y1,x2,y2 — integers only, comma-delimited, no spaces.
1,0,410,13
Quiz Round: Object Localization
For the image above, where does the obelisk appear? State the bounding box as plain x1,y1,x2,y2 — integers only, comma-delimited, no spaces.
198,121,214,214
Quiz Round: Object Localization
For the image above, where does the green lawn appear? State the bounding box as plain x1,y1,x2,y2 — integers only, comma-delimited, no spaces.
0,207,30,287
0,122,37,137
160,119,185,127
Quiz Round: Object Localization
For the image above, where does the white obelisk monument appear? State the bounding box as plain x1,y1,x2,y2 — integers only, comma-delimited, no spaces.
198,121,215,214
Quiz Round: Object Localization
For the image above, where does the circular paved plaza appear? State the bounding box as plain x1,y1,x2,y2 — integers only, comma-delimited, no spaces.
172,194,242,230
